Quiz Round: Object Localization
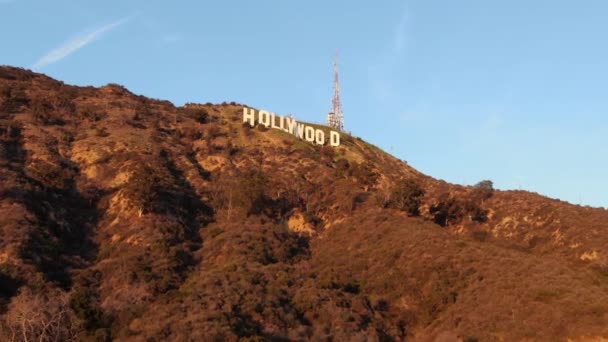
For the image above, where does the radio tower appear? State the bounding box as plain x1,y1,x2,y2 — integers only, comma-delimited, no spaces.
327,52,344,131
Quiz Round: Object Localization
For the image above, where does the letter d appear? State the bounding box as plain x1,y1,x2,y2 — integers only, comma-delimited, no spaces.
330,131,340,147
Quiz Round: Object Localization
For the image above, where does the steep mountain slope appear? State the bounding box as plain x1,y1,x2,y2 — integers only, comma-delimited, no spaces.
0,66,607,341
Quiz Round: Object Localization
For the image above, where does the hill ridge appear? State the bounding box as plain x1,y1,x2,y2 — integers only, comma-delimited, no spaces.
0,65,607,341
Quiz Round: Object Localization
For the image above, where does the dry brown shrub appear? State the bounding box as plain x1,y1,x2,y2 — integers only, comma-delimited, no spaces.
1,287,82,342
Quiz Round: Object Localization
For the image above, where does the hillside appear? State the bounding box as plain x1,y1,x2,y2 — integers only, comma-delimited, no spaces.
0,65,607,341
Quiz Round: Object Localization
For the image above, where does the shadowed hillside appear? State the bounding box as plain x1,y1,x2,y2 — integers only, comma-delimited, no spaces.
0,66,607,341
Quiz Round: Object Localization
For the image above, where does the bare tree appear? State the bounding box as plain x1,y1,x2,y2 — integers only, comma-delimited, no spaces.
208,173,236,220
1,287,82,342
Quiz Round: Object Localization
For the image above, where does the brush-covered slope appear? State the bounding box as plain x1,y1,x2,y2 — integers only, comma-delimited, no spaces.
0,66,607,341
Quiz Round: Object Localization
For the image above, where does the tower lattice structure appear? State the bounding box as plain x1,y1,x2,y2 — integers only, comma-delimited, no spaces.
327,52,344,131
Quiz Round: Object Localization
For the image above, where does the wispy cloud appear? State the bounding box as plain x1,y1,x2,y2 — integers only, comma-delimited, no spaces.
393,5,409,55
32,17,130,69
367,4,411,105
161,33,183,44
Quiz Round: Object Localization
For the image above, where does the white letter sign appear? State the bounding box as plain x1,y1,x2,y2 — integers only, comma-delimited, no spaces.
242,107,341,147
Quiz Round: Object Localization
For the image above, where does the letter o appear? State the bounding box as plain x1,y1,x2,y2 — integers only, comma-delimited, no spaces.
315,129,325,145
259,110,271,127
304,126,315,142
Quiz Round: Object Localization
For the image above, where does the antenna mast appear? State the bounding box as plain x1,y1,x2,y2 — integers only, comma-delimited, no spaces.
327,51,344,131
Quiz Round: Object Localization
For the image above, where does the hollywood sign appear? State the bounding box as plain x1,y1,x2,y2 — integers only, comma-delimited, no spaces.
243,107,340,147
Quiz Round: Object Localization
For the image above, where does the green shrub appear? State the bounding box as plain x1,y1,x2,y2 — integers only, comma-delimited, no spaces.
335,158,350,171
350,162,378,188
179,106,208,123
70,286,112,332
123,161,171,214
238,169,270,215
388,179,425,216
431,193,489,226
0,87,29,113
473,180,494,200
430,193,466,227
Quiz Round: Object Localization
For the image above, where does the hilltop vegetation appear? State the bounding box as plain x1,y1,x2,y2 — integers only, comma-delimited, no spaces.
0,66,607,341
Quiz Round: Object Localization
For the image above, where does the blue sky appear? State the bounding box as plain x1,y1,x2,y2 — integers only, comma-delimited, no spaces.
1,0,606,208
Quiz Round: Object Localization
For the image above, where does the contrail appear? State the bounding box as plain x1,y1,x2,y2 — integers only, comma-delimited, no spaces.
32,17,130,69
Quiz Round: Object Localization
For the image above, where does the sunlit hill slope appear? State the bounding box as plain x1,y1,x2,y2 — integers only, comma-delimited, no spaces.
0,66,607,341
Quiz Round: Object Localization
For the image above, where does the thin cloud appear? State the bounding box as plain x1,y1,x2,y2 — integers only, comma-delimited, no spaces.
161,33,183,44
368,4,410,105
393,5,409,55
32,17,130,69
